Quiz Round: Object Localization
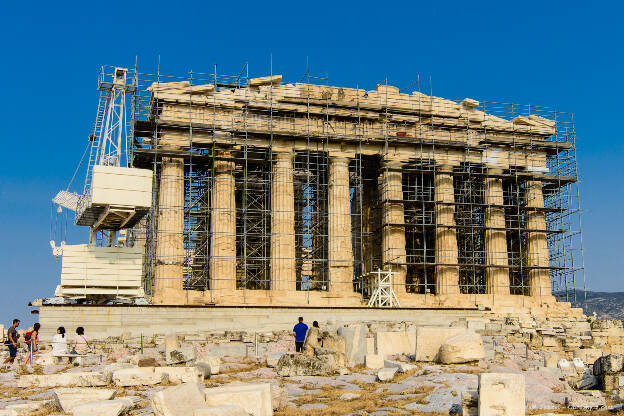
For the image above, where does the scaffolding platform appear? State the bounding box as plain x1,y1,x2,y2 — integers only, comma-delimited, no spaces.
75,165,152,230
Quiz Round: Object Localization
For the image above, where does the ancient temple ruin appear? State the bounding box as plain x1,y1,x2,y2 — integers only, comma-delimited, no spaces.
108,64,585,313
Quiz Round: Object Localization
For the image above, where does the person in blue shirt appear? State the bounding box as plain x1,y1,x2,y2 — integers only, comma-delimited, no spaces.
292,317,309,353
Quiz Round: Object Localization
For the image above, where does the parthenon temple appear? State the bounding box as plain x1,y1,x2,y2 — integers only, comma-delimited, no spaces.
125,70,582,313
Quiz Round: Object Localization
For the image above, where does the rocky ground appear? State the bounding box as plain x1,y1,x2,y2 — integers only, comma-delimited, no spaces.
0,328,624,415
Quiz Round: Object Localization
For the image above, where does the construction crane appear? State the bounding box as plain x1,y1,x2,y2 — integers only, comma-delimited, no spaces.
49,66,152,304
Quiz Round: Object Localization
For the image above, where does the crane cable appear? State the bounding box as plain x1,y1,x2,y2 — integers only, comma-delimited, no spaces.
66,139,92,192
51,139,92,248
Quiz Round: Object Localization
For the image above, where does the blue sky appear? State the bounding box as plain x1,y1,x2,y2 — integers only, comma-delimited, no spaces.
1,1,622,326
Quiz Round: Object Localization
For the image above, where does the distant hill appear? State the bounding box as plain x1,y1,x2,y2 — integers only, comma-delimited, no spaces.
558,290,624,320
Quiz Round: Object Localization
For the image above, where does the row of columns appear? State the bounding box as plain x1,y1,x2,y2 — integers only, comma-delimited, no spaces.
153,150,355,300
380,162,551,297
153,152,551,303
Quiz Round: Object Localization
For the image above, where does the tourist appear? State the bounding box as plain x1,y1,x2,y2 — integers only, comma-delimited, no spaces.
292,317,308,353
2,319,20,366
51,326,68,357
22,323,40,365
71,327,90,355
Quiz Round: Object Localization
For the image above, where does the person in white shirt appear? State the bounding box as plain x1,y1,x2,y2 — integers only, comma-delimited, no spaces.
51,326,68,356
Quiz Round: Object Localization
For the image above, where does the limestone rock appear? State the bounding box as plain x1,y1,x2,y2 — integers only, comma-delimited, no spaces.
3,400,58,415
461,390,478,416
566,390,605,410
557,359,574,375
113,367,165,386
543,351,559,368
337,325,367,366
320,331,346,355
375,330,416,358
72,399,134,416
193,362,212,380
478,372,525,416
438,331,485,364
155,366,202,384
204,383,272,416
414,327,467,362
164,333,180,352
270,383,288,410
339,392,361,400
138,357,158,367
34,352,56,366
266,352,285,368
366,337,375,355
54,387,116,413
384,360,416,373
593,354,624,376
377,367,398,381
101,362,136,380
152,382,207,416
194,405,249,416
275,353,334,376
574,370,597,389
599,373,624,391
365,354,384,369
17,372,109,388
572,357,585,372
573,348,602,365
194,356,220,374
314,347,345,368
167,345,197,365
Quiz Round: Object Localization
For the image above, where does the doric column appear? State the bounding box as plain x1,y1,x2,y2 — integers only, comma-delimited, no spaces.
484,169,510,295
525,180,551,297
271,151,296,292
380,159,406,295
434,165,459,295
154,157,185,304
210,151,236,293
328,156,354,293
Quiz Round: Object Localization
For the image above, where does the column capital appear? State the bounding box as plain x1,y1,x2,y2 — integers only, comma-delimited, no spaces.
485,166,504,175
272,150,293,162
214,148,233,157
214,152,234,175
328,150,355,161
330,155,351,166
381,158,404,169
435,164,454,174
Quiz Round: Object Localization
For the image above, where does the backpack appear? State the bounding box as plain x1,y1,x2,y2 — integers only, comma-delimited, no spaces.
24,331,33,344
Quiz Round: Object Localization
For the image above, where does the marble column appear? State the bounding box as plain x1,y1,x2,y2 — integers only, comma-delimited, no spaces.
154,157,185,304
271,151,296,292
525,180,551,297
434,166,460,295
484,169,510,295
380,159,406,295
209,151,237,294
328,156,354,293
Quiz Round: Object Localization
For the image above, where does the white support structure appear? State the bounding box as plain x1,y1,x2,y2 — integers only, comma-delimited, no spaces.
365,269,401,308
55,244,144,300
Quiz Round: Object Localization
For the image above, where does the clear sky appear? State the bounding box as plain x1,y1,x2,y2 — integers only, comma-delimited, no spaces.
1,1,622,327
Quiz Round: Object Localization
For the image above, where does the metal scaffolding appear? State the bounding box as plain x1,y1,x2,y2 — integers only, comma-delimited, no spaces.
75,62,586,306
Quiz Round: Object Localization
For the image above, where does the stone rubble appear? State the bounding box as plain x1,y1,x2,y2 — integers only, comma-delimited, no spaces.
1,314,624,415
